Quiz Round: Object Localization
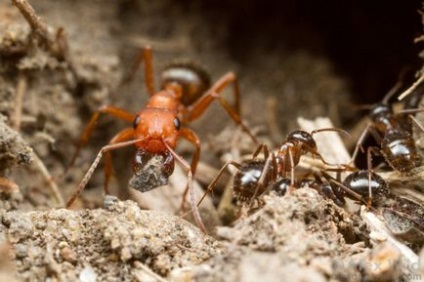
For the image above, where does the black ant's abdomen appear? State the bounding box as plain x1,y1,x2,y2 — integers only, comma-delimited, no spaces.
233,160,275,203
342,171,389,205
381,130,421,172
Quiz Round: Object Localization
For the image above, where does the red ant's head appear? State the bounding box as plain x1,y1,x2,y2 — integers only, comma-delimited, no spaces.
132,109,181,154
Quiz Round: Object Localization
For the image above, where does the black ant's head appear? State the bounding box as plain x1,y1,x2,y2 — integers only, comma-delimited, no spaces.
161,60,211,106
286,130,317,151
369,103,392,123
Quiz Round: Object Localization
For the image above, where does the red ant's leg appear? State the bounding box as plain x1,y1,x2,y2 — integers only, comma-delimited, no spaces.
197,161,242,207
177,128,200,210
66,105,135,173
0,177,19,193
185,72,258,144
163,142,207,233
126,46,156,96
104,128,134,194
66,138,142,208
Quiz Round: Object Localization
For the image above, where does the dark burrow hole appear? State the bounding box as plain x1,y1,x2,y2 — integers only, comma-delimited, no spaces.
198,0,423,105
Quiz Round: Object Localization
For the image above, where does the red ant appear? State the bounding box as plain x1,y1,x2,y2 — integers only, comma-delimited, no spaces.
65,46,257,233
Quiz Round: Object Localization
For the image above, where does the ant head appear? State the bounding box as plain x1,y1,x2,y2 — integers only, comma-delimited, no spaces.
133,109,181,153
161,60,211,106
342,171,389,205
369,103,392,122
286,130,317,151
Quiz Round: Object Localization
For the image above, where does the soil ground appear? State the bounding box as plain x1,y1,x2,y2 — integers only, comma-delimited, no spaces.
1,1,424,281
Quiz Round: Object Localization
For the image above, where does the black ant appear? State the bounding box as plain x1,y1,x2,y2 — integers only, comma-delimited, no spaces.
276,128,349,187
328,170,424,244
271,176,346,207
65,46,257,233
197,144,277,207
352,78,422,173
198,128,349,208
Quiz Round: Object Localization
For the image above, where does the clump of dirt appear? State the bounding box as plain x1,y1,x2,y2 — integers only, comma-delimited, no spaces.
0,115,32,173
171,189,404,281
0,0,423,281
2,195,220,281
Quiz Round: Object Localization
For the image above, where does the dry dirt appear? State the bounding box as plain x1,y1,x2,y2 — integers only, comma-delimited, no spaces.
1,1,424,281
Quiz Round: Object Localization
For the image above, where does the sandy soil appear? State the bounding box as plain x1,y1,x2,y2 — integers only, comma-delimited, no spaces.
1,1,424,281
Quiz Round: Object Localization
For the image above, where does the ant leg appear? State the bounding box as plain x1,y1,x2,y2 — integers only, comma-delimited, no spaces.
251,144,270,160
248,152,277,208
251,144,264,159
0,177,19,193
351,124,371,165
66,105,135,173
104,128,134,194
124,46,156,96
366,146,381,208
177,128,200,211
197,161,242,207
322,171,362,201
185,72,258,144
66,138,142,208
288,149,296,189
163,143,207,233
408,114,424,133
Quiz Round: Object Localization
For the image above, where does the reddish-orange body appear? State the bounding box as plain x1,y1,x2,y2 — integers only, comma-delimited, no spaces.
134,86,182,154
66,46,257,233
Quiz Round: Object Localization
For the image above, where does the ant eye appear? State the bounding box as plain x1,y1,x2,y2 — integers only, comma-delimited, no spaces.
173,117,180,130
133,116,141,129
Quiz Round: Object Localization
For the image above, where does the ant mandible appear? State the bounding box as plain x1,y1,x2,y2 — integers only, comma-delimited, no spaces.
65,46,257,233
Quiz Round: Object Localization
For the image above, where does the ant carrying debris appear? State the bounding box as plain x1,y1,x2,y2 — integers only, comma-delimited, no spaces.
65,46,257,232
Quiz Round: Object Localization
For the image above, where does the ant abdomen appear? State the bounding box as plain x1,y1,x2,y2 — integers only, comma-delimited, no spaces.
161,61,211,106
342,171,389,205
233,160,275,203
380,130,421,172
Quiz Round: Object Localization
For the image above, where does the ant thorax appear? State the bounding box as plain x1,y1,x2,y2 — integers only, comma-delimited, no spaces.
277,142,299,173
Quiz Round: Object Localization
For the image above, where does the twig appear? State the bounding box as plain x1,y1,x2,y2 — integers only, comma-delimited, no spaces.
12,74,27,131
134,261,168,282
31,152,65,207
11,0,51,44
397,74,424,101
